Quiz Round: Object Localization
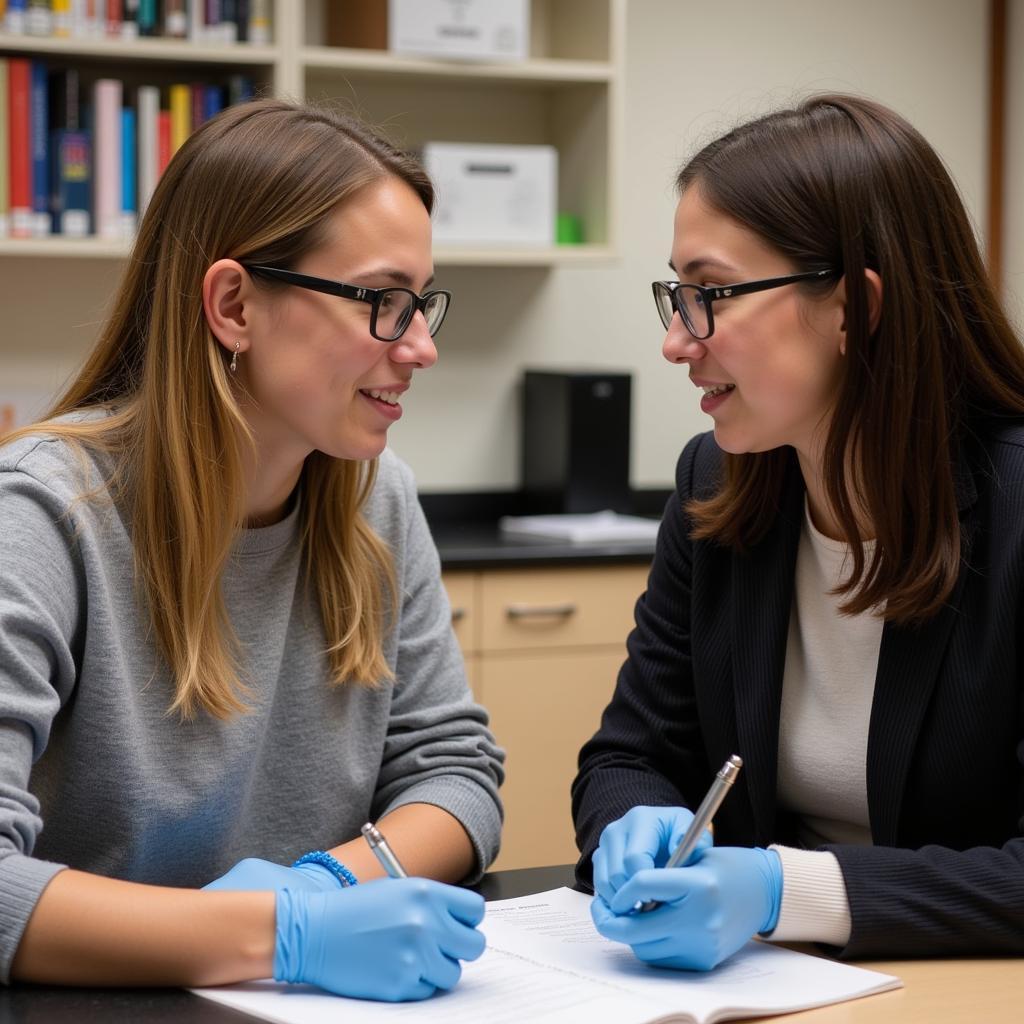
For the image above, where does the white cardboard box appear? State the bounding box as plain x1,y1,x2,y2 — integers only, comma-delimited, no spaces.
388,0,529,62
423,142,557,247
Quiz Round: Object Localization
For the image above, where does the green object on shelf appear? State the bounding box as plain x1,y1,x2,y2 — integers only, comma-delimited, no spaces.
556,213,583,245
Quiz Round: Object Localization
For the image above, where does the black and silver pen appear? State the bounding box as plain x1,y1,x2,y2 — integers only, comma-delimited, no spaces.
638,754,743,913
361,821,409,879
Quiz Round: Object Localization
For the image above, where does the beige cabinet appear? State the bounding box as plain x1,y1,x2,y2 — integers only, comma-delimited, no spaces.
443,563,648,870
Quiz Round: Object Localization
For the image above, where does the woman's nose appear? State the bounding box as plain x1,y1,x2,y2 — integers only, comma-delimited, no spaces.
390,311,438,369
662,312,707,365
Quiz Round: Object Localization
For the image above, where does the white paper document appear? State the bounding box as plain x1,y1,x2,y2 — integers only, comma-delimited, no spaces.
192,887,901,1024
499,511,661,543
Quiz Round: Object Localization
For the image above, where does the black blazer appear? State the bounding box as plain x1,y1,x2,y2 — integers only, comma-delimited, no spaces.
572,427,1024,958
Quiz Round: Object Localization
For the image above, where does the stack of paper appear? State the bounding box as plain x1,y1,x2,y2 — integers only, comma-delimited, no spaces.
499,511,661,544
193,887,901,1024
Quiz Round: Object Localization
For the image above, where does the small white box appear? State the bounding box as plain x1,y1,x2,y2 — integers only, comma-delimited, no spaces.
423,142,557,247
388,0,529,62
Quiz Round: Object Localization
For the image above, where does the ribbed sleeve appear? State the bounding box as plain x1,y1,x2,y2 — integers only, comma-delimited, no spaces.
0,855,67,982
768,845,851,946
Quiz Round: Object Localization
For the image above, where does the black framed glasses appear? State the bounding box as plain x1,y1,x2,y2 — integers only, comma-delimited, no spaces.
652,268,840,340
244,264,452,342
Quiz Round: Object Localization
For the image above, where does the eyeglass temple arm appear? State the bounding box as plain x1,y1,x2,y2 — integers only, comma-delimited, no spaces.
706,268,838,301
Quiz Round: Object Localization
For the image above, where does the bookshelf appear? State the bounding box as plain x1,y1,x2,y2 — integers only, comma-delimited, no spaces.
0,0,625,266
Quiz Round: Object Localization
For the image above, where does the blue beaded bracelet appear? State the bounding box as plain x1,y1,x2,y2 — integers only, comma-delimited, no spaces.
292,850,358,888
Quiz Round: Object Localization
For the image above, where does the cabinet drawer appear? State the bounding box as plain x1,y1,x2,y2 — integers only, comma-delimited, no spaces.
442,571,479,653
478,565,647,652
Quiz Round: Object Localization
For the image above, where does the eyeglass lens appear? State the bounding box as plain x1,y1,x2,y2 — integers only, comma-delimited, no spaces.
375,289,447,340
655,283,710,339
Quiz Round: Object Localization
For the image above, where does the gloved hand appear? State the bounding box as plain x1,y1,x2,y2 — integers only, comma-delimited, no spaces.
203,857,341,894
591,805,712,907
591,846,782,971
274,877,486,1001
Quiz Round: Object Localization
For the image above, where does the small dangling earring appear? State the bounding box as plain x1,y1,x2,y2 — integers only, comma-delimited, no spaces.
229,341,239,374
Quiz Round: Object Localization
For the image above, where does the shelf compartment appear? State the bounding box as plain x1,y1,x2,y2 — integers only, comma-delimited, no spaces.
0,32,279,65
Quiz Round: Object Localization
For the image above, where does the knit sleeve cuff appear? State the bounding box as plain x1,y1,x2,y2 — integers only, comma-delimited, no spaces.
0,854,68,983
380,775,503,884
765,844,852,946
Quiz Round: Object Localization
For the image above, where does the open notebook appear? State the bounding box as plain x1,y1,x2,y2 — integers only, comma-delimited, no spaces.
192,887,900,1024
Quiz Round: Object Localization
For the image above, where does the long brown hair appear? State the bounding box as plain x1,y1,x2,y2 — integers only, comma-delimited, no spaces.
4,99,434,718
680,94,1024,623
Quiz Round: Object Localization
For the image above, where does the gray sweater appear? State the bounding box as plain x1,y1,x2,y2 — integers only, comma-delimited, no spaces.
0,430,504,981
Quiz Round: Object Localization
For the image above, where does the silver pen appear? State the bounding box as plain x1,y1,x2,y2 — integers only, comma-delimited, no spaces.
361,821,409,879
638,754,743,913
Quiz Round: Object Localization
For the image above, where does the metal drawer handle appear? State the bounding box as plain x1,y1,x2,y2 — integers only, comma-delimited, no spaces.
505,602,578,620
451,607,467,623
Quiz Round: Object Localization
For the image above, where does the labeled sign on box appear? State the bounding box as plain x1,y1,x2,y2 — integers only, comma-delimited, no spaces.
389,0,529,61
423,142,557,247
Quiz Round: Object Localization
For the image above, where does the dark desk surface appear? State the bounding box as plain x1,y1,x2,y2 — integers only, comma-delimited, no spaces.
420,490,664,569
432,520,656,569
0,865,576,1023
7,865,1024,1023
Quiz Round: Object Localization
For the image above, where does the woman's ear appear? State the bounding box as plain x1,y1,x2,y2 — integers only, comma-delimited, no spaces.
202,259,253,357
837,269,883,355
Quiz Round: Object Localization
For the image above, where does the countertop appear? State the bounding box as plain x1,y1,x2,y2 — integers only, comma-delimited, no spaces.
422,489,669,570
430,520,657,568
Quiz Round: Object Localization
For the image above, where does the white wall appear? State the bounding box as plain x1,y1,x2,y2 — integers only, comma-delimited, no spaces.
0,1,992,491
389,0,990,489
1006,0,1024,332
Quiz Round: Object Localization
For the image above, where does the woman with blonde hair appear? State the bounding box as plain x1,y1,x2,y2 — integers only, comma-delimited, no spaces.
0,99,503,1001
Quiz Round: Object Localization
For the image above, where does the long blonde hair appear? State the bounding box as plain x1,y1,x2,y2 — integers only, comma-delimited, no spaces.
5,100,435,719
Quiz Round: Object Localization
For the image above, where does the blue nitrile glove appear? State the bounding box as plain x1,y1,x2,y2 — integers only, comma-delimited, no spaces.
591,846,782,972
274,877,486,1001
591,805,712,907
203,857,342,893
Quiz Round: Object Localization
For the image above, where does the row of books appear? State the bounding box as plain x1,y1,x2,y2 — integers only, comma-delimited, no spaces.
0,0,271,44
0,59,255,239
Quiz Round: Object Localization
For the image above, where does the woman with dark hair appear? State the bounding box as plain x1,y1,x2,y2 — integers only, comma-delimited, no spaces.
0,100,503,999
572,94,1024,968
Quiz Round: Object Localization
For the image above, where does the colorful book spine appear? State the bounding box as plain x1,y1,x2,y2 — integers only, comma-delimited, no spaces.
137,0,155,35
164,0,185,37
248,0,268,44
5,0,27,34
120,105,135,237
190,81,203,129
47,66,84,235
52,0,72,36
0,59,8,238
8,58,32,238
219,0,237,43
235,0,248,43
227,73,253,105
169,83,190,154
157,108,171,177
136,84,159,215
48,66,80,132
29,59,49,236
121,0,138,38
187,0,202,40
105,0,122,37
54,129,90,236
25,0,51,36
202,84,223,123
91,77,122,238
